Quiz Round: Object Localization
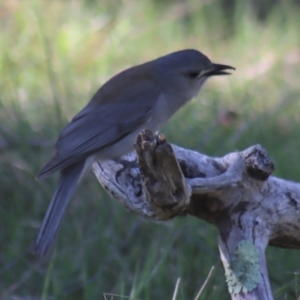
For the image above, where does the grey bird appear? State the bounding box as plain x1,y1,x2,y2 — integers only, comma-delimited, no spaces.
35,49,234,256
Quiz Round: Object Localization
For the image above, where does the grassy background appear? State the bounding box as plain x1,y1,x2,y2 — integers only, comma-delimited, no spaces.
1,0,300,299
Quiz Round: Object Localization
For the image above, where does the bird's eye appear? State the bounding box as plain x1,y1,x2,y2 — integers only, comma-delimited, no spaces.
187,71,200,78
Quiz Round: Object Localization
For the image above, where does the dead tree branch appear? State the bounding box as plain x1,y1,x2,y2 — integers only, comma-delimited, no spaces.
93,130,300,300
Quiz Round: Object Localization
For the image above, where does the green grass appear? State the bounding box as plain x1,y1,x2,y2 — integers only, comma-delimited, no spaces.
1,0,300,299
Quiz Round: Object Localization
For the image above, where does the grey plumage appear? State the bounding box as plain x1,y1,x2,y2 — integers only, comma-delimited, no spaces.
35,49,234,256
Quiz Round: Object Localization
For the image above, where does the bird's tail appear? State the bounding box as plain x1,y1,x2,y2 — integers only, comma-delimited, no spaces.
34,160,86,257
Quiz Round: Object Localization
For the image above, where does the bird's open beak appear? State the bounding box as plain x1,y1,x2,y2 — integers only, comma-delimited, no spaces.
206,64,235,76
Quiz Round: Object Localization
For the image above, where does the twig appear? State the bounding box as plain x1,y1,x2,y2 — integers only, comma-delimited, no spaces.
194,266,215,300
172,277,181,300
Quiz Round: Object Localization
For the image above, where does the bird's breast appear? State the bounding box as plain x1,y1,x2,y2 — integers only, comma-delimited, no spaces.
152,93,191,125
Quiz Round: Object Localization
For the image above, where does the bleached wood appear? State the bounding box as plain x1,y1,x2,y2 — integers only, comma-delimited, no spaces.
93,130,300,299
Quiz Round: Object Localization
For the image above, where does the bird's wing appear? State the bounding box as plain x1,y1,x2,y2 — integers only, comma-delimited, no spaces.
37,75,162,179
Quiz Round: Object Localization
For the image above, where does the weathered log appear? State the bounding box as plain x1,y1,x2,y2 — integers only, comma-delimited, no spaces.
93,130,300,300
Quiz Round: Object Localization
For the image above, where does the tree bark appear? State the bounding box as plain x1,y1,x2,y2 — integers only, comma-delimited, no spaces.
92,130,300,300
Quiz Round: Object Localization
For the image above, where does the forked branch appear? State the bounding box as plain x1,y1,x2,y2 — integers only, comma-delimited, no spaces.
93,130,300,300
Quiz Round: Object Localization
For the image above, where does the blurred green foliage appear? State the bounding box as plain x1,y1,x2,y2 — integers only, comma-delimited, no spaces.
0,0,300,299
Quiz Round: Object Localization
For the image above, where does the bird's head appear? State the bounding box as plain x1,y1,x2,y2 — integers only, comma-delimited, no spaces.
154,49,235,99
